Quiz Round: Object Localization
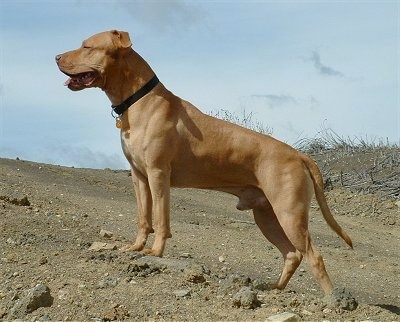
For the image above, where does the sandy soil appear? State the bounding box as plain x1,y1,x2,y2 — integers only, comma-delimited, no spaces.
0,155,399,321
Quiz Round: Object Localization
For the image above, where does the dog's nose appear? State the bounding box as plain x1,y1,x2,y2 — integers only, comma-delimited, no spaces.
55,54,62,63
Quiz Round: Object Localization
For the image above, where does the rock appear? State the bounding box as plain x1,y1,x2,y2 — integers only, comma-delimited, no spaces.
138,256,190,271
88,242,117,251
97,277,119,289
102,305,129,321
126,261,162,277
99,229,113,239
6,238,16,245
1,195,30,206
17,196,31,206
38,257,48,265
184,263,208,284
9,284,53,318
219,255,226,263
173,289,191,298
219,273,251,295
325,287,358,311
232,286,260,309
266,312,300,322
252,279,269,291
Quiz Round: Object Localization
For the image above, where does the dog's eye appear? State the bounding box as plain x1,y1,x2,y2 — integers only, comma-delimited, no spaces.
81,42,91,49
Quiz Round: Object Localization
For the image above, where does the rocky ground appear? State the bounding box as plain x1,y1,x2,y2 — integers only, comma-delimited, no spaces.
0,150,399,321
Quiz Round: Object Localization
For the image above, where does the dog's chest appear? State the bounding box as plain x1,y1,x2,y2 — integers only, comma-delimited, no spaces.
120,129,147,173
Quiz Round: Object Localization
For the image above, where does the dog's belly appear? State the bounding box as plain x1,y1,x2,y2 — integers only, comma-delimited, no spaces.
170,165,269,211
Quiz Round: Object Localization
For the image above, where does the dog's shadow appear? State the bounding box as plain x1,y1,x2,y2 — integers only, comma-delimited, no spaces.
376,303,400,315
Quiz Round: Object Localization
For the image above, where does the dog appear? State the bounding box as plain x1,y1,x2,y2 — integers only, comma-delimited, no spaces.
56,30,353,295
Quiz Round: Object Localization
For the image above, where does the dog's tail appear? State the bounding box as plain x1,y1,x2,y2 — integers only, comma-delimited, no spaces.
302,154,353,249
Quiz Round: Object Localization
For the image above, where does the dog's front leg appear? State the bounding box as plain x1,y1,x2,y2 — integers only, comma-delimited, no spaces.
143,167,172,257
120,168,154,252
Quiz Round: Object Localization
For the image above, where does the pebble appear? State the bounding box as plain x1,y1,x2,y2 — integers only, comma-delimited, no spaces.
184,264,207,284
9,284,53,319
266,312,300,322
88,241,117,251
99,229,113,239
252,279,269,291
180,252,192,258
6,238,16,245
232,286,259,309
97,277,119,289
173,289,190,298
325,287,358,311
39,257,48,265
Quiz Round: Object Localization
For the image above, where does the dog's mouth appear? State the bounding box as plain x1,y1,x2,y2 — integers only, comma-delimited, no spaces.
64,71,98,91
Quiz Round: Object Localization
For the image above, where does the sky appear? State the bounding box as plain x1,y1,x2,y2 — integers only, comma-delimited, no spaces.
1,0,399,169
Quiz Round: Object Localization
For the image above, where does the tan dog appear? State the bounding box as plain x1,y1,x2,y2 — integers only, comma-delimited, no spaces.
56,30,353,295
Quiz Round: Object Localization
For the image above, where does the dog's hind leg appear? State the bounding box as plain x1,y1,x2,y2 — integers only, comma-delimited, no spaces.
276,206,333,294
253,206,303,290
263,173,334,294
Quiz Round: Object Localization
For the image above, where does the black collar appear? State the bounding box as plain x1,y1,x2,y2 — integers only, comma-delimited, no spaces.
111,75,159,116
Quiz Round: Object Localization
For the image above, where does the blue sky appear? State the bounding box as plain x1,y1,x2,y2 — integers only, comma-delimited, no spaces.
1,0,399,169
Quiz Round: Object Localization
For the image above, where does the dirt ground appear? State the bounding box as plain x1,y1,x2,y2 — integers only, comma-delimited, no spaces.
0,154,399,321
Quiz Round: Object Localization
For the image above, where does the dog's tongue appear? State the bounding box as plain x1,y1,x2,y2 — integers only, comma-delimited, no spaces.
66,73,95,86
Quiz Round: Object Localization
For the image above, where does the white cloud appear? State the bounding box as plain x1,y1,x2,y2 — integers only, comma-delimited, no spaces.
251,94,297,109
307,51,344,77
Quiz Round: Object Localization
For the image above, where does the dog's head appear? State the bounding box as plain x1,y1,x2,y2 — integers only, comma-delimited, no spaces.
55,30,132,91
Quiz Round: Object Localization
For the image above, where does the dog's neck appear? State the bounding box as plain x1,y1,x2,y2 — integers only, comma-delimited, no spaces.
102,49,156,106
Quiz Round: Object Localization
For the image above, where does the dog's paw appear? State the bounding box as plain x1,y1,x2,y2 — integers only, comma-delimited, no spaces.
141,248,163,257
119,243,143,252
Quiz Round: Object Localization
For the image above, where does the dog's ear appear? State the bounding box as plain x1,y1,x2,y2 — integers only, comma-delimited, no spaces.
111,30,132,49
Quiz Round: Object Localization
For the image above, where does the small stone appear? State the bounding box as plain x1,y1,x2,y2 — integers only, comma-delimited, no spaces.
9,284,53,318
266,312,300,322
219,273,251,295
6,238,16,245
88,242,117,251
102,305,129,321
325,287,358,311
184,264,207,284
180,252,192,258
39,257,48,265
218,255,226,263
40,313,51,320
99,229,113,239
57,289,69,300
173,289,190,298
97,277,119,289
252,279,269,291
232,286,260,309
301,309,313,316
